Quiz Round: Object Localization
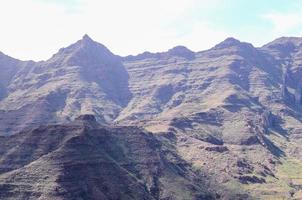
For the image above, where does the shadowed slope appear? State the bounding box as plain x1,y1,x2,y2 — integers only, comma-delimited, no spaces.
0,116,214,200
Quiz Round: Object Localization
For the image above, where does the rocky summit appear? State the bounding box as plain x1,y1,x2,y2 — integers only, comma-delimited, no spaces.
1,35,302,199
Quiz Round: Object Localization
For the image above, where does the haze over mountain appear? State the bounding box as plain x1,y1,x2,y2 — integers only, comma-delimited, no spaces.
1,35,302,199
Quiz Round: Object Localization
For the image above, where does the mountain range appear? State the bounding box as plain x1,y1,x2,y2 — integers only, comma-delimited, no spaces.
0,35,302,199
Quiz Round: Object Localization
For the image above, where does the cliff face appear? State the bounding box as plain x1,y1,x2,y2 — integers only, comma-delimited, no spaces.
1,36,302,199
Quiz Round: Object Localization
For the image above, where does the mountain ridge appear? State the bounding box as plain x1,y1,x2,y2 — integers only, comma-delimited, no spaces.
4,35,301,62
1,35,302,199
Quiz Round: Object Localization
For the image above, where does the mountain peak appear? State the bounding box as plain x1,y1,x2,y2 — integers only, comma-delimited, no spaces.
168,45,191,52
48,35,118,66
82,34,92,40
223,37,241,44
214,37,242,49
123,46,195,61
78,34,98,49
268,36,302,44
262,37,302,51
81,34,94,44
167,45,195,59
213,37,254,51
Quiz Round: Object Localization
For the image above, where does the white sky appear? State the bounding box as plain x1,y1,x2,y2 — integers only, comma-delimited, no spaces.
0,0,302,61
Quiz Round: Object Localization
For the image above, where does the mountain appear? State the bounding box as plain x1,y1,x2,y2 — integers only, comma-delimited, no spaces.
0,35,131,134
0,35,302,199
0,115,216,200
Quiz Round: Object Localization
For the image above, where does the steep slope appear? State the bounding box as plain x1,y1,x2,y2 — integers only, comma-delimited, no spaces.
0,35,131,134
119,37,276,143
0,52,32,100
1,36,302,199
118,37,302,199
0,115,214,200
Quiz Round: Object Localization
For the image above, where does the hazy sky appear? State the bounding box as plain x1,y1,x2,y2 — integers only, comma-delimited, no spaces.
1,0,302,61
